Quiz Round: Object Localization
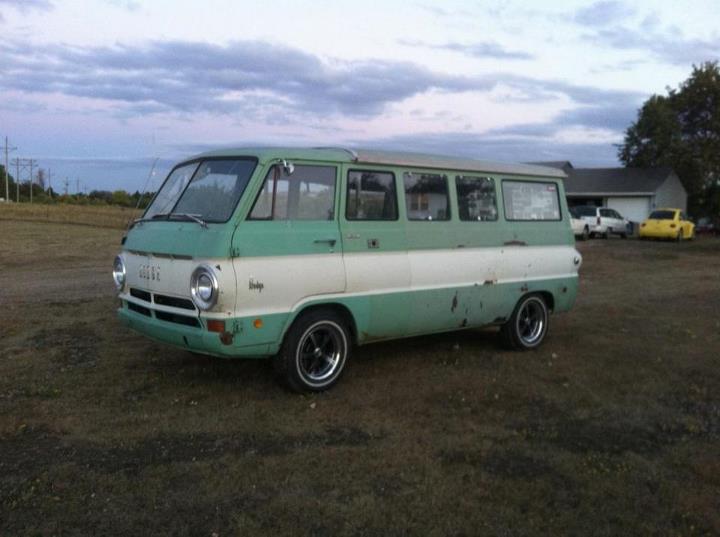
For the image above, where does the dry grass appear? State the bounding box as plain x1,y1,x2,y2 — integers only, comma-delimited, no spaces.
1,222,719,536
0,203,141,230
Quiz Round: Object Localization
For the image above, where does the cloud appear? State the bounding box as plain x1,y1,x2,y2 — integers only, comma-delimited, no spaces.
573,3,720,65
105,0,141,11
0,39,489,118
574,1,633,27
585,26,720,65
357,131,621,168
399,39,534,60
0,0,53,11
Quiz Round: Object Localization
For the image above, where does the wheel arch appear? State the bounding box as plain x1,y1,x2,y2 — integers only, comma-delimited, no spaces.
535,290,555,312
282,302,359,346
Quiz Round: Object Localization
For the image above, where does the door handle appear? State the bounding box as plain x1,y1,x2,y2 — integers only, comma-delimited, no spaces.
314,238,337,247
503,240,527,246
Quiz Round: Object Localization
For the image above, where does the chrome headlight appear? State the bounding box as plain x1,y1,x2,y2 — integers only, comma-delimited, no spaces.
190,265,219,310
112,255,126,291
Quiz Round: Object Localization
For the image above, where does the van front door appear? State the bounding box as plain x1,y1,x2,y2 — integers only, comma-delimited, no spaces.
232,163,345,325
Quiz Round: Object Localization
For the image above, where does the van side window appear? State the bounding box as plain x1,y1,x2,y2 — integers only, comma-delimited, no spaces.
502,180,561,221
456,176,498,221
346,170,398,220
249,165,336,220
403,172,450,221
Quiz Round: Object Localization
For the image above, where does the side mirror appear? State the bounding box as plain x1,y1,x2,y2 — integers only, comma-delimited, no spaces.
282,160,295,175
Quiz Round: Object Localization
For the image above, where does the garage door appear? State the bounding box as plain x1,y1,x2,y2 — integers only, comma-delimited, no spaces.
607,197,651,223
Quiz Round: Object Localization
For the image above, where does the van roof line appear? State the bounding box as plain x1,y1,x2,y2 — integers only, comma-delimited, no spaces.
312,147,359,161
189,147,566,179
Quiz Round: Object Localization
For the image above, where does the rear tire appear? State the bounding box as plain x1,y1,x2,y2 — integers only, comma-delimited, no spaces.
500,294,549,351
273,309,350,392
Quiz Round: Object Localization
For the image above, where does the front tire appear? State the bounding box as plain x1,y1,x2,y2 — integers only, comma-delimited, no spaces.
274,310,350,392
500,294,549,350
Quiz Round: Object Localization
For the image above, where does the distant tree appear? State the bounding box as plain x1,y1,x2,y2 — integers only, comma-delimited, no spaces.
619,62,720,215
111,190,132,207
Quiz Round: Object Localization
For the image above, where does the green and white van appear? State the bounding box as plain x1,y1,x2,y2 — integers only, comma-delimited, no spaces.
114,148,581,391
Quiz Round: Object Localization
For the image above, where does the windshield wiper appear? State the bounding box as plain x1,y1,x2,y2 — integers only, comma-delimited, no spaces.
168,213,208,228
130,213,169,227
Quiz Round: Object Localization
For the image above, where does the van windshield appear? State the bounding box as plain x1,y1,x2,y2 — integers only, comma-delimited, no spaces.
144,158,257,223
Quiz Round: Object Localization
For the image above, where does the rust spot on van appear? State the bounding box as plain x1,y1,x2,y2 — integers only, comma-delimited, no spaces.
484,279,496,285
451,293,458,313
520,284,529,293
460,318,468,328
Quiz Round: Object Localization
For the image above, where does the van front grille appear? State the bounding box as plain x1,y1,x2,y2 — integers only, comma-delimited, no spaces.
127,302,151,317
155,311,200,327
154,294,195,310
128,288,196,311
130,288,151,302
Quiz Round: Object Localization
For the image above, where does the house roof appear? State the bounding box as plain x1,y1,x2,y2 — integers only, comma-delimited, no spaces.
564,167,677,196
526,161,574,172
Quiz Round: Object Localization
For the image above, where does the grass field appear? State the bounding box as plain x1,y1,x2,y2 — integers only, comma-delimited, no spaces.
0,203,141,230
1,221,719,536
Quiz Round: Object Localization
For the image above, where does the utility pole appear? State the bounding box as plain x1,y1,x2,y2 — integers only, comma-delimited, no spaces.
3,136,17,202
28,160,36,204
76,178,80,195
63,177,69,196
47,168,54,199
15,158,20,202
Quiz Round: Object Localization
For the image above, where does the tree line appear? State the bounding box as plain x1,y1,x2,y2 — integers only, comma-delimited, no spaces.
0,167,154,208
619,61,720,217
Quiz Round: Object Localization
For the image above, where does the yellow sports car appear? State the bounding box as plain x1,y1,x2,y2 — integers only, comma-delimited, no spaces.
639,208,695,241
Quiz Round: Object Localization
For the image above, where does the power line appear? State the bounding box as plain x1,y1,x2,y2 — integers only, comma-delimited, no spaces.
10,158,38,203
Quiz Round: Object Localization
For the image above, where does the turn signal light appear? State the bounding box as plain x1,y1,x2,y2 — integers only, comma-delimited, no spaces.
207,320,225,333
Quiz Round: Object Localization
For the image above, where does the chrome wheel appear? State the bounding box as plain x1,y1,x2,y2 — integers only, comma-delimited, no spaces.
296,321,345,384
516,299,546,346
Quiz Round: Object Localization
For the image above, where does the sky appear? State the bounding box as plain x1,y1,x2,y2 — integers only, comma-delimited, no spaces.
0,0,719,194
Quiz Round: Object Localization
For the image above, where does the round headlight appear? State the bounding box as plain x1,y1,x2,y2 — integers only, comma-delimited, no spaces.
112,255,126,291
190,265,219,310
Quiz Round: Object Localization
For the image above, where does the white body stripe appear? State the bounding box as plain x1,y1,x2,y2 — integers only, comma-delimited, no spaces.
121,245,580,319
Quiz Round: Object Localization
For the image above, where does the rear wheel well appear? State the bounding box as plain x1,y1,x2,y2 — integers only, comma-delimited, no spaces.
288,303,358,345
536,291,555,312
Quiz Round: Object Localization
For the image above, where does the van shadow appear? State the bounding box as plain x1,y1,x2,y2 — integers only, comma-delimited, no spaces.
133,327,503,391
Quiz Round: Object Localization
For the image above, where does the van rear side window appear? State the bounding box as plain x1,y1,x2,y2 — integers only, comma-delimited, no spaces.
403,172,450,221
346,170,398,220
502,180,561,221
456,176,498,221
249,165,337,220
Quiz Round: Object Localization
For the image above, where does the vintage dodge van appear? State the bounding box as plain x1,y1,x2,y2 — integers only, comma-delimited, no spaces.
115,148,581,391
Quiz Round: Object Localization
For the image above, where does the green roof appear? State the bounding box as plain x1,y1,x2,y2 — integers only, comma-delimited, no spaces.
189,147,566,179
